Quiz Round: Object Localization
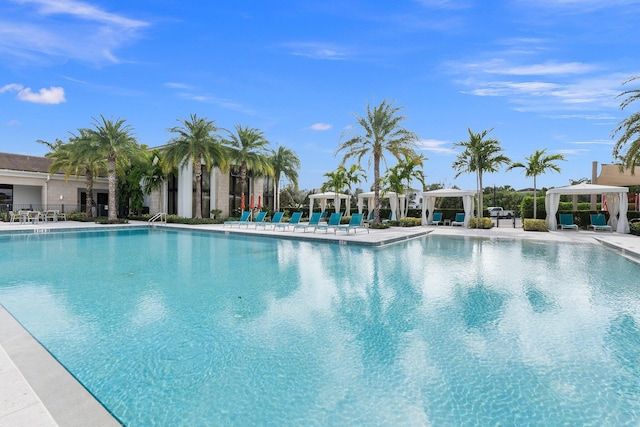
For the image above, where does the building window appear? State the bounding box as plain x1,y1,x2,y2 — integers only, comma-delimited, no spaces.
229,167,250,213
192,169,210,216
262,176,274,210
0,184,13,209
167,173,178,215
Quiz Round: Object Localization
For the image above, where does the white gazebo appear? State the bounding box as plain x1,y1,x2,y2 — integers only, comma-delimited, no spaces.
308,192,351,218
545,183,630,233
357,191,406,220
421,188,476,227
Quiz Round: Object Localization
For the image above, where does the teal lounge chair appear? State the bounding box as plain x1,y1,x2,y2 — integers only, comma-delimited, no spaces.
275,212,303,231
428,212,444,226
293,212,322,232
451,213,465,226
558,213,578,231
589,214,612,232
314,212,343,233
364,211,375,224
336,213,369,234
241,211,266,228
255,211,284,229
224,211,251,227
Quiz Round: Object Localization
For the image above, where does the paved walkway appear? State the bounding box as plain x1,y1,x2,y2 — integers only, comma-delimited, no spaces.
0,220,638,426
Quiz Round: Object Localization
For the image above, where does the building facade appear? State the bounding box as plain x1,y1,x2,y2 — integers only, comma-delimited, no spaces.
145,162,272,218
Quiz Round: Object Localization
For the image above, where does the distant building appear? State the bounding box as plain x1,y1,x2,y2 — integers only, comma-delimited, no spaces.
0,152,108,214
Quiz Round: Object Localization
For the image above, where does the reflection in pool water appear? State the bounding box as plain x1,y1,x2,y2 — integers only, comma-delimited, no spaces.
1,229,639,426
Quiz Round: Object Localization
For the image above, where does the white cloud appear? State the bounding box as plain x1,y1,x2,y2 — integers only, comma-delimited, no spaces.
2,0,149,65
568,139,614,145
309,123,333,131
164,82,192,90
417,138,456,154
556,148,590,155
1,83,66,104
283,42,350,60
13,0,147,29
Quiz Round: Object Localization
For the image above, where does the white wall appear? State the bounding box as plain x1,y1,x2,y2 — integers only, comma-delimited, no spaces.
13,185,42,208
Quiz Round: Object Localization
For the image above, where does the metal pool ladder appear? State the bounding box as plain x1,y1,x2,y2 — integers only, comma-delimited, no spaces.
148,212,167,225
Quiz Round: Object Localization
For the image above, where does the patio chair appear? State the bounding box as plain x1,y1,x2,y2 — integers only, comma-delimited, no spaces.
428,212,444,226
451,213,465,226
275,212,303,231
293,212,322,232
335,213,369,234
314,212,343,233
558,213,578,231
588,214,612,232
223,211,251,227
255,211,284,229
241,211,266,228
8,211,19,222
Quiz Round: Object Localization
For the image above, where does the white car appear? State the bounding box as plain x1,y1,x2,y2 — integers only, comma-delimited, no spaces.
487,207,515,218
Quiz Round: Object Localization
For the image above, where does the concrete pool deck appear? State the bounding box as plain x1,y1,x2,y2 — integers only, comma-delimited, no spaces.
1,219,639,426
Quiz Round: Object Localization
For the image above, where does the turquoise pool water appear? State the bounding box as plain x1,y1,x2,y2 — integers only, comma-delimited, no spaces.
1,228,640,426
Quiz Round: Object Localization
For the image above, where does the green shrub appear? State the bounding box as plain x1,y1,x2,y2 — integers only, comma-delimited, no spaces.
369,222,391,229
397,217,422,227
94,217,129,224
523,219,548,231
468,218,493,229
631,221,640,235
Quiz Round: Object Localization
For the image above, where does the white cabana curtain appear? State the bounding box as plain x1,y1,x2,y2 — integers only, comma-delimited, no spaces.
462,195,473,227
617,192,630,233
544,193,561,230
389,194,398,220
423,196,437,225
605,193,619,231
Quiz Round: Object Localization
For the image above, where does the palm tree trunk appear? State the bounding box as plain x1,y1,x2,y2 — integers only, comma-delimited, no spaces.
240,161,248,212
373,154,381,224
533,175,538,219
108,157,117,221
477,172,483,227
85,169,94,218
194,161,203,219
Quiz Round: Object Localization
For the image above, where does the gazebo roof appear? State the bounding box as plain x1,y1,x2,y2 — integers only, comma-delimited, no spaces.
422,188,476,197
545,183,629,195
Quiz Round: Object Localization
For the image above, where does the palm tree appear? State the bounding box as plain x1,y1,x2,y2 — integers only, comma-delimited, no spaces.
612,75,640,172
396,153,426,217
38,129,106,218
85,115,142,221
336,99,419,225
163,114,227,219
270,146,300,211
321,167,348,212
225,125,273,211
342,164,367,214
452,128,510,221
140,150,169,214
507,149,565,219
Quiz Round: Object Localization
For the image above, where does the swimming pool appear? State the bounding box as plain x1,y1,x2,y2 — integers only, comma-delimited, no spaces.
1,228,640,426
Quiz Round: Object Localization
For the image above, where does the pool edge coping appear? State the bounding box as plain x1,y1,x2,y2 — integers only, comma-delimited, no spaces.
0,305,123,427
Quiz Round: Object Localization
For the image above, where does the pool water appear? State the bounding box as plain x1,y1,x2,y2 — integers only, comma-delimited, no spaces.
1,228,640,426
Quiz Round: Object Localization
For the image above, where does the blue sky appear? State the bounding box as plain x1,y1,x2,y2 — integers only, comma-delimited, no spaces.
1,0,639,192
